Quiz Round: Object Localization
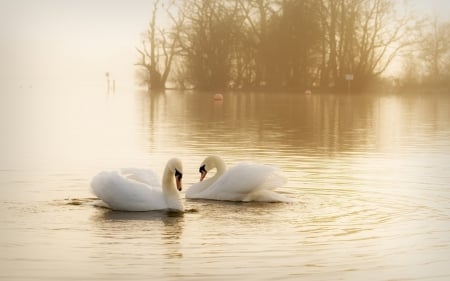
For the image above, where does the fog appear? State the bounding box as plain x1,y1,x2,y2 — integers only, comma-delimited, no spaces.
0,0,154,88
0,0,448,89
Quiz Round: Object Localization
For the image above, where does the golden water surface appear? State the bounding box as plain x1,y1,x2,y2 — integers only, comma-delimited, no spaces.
1,85,449,280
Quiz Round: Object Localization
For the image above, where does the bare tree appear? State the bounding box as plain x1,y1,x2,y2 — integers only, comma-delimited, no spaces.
318,0,417,91
136,0,183,90
135,0,419,92
237,0,281,88
175,0,245,90
421,17,450,83
353,0,416,81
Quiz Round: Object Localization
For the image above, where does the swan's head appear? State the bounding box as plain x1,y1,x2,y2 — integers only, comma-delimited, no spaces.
199,155,223,181
168,158,183,191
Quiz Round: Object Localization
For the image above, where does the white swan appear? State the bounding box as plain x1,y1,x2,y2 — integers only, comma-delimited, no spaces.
186,155,290,202
90,158,184,212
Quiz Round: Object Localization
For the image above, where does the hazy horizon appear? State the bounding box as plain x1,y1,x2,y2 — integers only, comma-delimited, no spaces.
1,0,449,88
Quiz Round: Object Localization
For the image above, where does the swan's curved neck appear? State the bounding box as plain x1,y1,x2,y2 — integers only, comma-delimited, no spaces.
214,159,226,177
162,166,183,211
201,158,226,187
187,157,227,198
162,166,175,190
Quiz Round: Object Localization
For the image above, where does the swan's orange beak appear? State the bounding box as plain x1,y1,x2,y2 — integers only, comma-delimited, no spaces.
200,171,207,181
176,178,182,191
199,165,207,181
175,170,183,191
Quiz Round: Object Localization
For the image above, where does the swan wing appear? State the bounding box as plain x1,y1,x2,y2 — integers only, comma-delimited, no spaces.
120,168,160,187
90,171,166,211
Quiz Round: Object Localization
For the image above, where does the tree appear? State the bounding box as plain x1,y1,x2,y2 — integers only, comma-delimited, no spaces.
420,18,450,85
176,0,246,90
399,52,423,89
318,0,416,91
135,0,419,92
264,0,321,90
237,0,280,88
136,0,182,90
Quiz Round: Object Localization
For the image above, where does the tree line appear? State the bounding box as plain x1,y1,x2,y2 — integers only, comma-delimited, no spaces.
136,0,449,92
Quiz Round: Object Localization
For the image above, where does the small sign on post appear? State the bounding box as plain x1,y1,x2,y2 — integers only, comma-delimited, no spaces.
345,74,353,94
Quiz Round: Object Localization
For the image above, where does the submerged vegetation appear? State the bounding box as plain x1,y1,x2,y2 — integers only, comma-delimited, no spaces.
135,0,450,93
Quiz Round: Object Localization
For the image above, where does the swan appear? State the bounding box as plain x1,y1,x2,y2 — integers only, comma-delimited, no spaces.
90,158,184,212
186,155,290,202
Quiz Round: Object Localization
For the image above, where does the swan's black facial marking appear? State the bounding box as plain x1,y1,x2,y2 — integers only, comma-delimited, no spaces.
175,169,183,191
199,164,207,181
175,169,182,180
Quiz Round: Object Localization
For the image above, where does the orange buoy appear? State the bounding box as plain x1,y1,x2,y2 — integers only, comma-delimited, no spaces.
213,93,224,101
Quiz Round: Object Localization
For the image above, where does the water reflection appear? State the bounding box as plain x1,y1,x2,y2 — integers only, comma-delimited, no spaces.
135,91,450,160
93,209,184,221
91,209,185,261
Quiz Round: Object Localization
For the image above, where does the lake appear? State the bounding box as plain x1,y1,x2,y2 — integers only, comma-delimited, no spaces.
1,83,450,280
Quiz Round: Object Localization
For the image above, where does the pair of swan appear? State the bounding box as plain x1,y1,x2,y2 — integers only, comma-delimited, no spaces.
90,156,290,212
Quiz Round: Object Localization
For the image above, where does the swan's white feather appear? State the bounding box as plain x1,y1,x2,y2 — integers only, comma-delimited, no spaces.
187,156,289,202
120,168,160,186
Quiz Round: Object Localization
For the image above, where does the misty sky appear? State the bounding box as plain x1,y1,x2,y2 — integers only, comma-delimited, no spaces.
0,0,449,87
0,0,154,87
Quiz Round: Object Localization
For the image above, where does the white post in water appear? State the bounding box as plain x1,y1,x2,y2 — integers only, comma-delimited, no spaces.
105,72,110,93
345,74,353,94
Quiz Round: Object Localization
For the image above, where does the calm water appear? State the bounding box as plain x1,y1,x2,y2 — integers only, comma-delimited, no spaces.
1,84,450,280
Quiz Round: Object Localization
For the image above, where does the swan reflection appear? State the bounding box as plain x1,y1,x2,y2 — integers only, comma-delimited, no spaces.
91,209,185,260
94,209,184,221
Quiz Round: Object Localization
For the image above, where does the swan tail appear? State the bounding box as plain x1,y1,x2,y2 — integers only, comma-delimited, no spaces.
242,167,290,202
